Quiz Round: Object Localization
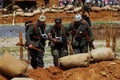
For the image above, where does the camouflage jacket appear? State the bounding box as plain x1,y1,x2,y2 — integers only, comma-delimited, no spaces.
25,22,46,49
69,19,94,47
47,24,68,48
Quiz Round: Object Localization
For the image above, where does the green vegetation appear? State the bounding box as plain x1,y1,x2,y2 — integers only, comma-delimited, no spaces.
92,21,120,26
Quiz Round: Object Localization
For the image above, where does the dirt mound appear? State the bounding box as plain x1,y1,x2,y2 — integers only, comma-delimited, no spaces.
26,60,120,80
1,59,120,80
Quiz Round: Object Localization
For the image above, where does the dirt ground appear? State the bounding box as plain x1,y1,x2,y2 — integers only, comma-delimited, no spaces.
28,60,120,80
1,60,120,80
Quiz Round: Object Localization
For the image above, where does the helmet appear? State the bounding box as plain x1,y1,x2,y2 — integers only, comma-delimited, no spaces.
74,13,82,21
86,0,90,3
39,15,46,21
55,18,62,23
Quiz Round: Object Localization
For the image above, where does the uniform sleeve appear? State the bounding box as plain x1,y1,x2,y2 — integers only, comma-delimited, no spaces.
25,25,34,46
69,23,74,31
63,23,73,42
61,25,67,43
86,24,94,42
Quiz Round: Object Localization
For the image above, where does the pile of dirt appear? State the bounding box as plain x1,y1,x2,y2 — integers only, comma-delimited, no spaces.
27,60,120,80
1,59,120,80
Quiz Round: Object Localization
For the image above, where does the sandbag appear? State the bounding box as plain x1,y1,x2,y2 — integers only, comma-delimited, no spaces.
90,47,115,62
59,53,91,68
0,50,28,78
11,77,34,80
101,5,111,11
91,7,101,12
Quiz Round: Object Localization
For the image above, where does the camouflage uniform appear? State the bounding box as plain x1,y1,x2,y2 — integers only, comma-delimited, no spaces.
25,18,47,69
69,16,94,54
47,18,68,66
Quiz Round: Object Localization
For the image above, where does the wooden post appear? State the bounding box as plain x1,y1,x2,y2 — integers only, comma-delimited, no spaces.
106,27,110,47
112,28,116,52
17,31,30,63
19,31,23,60
12,10,15,26
27,49,30,63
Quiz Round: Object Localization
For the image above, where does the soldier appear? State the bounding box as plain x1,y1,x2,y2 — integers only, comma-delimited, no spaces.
25,15,47,69
68,13,94,54
25,20,32,32
82,0,92,27
82,0,85,5
47,18,68,67
44,0,49,7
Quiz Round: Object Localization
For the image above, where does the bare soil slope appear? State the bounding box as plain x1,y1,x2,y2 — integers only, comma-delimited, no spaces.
28,60,120,80
0,59,120,80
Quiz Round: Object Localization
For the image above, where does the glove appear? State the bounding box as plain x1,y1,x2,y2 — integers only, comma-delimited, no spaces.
41,34,48,39
29,44,33,49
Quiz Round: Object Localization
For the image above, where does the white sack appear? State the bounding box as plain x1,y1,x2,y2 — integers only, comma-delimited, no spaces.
0,50,28,78
91,7,101,12
59,53,91,68
11,77,34,80
90,47,115,62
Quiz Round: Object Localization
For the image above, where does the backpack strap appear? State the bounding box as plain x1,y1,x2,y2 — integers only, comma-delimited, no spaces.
32,22,37,34
61,25,67,38
52,24,67,38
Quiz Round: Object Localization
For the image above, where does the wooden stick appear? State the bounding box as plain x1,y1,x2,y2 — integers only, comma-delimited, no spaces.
106,27,110,47
19,31,23,60
112,28,116,52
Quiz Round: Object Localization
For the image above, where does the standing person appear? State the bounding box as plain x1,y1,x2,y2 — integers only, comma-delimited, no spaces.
24,20,32,61
82,0,86,5
94,0,98,6
47,18,68,67
76,0,83,7
82,0,92,27
68,13,94,54
59,0,64,6
63,0,69,6
25,15,47,69
44,0,49,7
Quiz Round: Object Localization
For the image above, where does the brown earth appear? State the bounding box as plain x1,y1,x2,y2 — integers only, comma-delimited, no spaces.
1,59,120,80
28,60,120,80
